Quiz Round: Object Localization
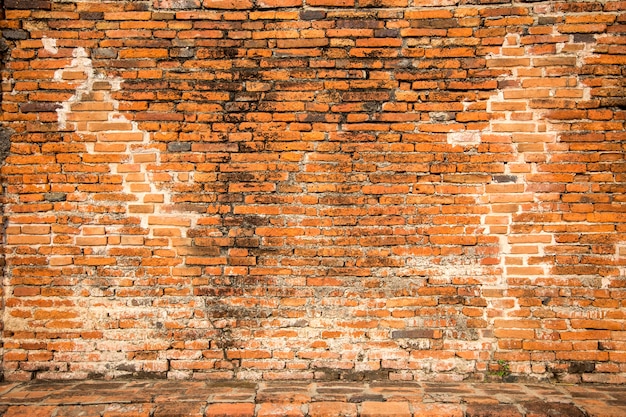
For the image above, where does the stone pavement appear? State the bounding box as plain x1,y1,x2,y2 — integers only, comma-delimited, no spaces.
0,379,625,417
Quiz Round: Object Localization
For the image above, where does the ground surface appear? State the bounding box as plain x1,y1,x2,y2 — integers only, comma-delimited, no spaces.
0,379,624,416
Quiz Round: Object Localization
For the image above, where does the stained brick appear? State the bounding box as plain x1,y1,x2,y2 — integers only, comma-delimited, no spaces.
466,404,522,417
4,0,51,9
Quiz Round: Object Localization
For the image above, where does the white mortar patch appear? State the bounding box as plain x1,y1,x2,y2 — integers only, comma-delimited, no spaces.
42,36,58,54
446,131,481,146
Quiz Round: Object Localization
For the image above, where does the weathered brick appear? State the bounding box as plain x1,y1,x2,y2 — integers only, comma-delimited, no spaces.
4,0,51,9
466,404,522,417
205,403,255,417
360,402,410,417
308,402,357,417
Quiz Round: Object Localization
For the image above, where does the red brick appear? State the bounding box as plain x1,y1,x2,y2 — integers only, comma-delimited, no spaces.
257,403,304,417
153,402,203,417
465,404,522,417
308,402,357,417
203,0,253,8
101,404,152,417
205,403,255,417
411,404,463,417
308,0,353,5
55,405,107,417
257,0,302,6
4,406,56,417
360,402,410,417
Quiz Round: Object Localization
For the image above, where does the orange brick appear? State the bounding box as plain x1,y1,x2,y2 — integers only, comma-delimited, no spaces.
361,402,410,417
203,0,253,9
205,403,255,417
257,404,304,417
257,0,302,6
4,406,57,417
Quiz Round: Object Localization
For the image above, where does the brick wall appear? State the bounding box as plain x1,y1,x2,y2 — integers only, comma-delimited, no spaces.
0,0,625,382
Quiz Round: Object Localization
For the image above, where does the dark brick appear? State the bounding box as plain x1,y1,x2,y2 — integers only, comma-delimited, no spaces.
412,19,459,29
347,394,385,403
167,142,192,152
569,362,595,374
461,0,512,4
234,238,260,248
466,404,523,417
374,29,400,38
79,12,105,20
4,0,51,9
20,103,61,113
2,30,28,40
493,175,517,183
0,128,13,165
44,193,67,202
170,48,196,58
600,98,626,109
391,329,435,339
92,48,117,59
521,402,586,417
574,34,596,43
538,17,558,25
300,10,326,20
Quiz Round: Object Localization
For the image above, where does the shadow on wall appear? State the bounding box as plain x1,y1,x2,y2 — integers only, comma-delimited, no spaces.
0,125,9,380
0,0,13,381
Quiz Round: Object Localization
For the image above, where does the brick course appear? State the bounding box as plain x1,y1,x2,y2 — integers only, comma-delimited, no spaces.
0,0,625,382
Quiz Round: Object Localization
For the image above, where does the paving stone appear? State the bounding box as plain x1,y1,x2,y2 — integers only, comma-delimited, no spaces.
465,404,523,417
308,401,358,417
57,383,152,405
0,380,624,417
152,383,214,403
410,403,464,417
205,402,255,417
1,384,66,403
575,399,626,417
348,394,385,403
462,396,500,405
4,405,57,417
208,383,257,402
360,401,411,417
0,384,20,396
256,403,305,417
368,383,423,402
102,403,153,417
565,386,612,399
54,405,107,417
211,393,257,402
255,390,311,404
522,401,586,417
153,402,204,417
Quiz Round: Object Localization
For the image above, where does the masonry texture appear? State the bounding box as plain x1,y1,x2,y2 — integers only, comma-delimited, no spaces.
0,0,625,383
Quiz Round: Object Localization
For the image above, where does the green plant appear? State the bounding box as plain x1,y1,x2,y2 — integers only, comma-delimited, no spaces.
490,360,511,378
